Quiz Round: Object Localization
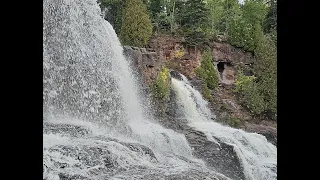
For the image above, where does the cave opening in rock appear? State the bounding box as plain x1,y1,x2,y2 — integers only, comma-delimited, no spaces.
217,62,225,78
217,62,235,85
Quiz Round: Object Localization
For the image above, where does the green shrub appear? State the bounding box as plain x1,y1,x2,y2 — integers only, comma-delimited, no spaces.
253,35,277,115
202,83,214,103
119,0,153,47
194,49,219,90
151,66,170,100
174,49,184,59
234,72,265,115
227,117,241,128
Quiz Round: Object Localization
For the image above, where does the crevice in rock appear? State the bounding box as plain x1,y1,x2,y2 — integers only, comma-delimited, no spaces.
217,62,235,85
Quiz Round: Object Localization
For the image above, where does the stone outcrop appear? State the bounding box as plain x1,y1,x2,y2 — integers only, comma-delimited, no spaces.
123,45,173,118
123,36,277,147
148,35,200,79
212,42,254,65
242,121,277,146
123,46,161,86
212,41,254,85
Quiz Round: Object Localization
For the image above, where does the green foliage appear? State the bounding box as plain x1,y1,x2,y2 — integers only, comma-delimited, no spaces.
234,47,277,118
227,116,241,128
242,0,268,26
149,0,165,19
206,0,225,34
263,0,277,33
98,0,124,35
253,35,277,115
225,0,266,52
120,0,153,47
219,0,242,33
151,66,170,100
202,83,214,103
194,49,219,90
234,72,265,115
174,49,184,59
227,14,264,52
179,0,211,46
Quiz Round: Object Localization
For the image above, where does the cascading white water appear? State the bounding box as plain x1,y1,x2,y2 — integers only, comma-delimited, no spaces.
171,75,277,180
43,0,230,179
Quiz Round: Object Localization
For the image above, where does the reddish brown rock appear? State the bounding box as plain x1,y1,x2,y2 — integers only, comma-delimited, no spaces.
148,35,201,79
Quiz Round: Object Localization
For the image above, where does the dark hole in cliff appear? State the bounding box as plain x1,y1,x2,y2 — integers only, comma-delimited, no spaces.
217,62,225,78
217,62,235,84
217,62,224,72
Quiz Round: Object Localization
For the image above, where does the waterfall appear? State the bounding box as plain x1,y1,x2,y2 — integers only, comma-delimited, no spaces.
43,0,229,179
171,75,277,180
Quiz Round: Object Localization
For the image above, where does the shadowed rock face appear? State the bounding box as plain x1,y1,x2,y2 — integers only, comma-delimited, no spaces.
155,120,245,180
123,46,161,86
212,42,254,65
184,126,245,180
170,70,183,81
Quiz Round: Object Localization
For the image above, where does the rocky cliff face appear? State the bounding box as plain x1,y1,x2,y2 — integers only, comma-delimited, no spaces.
123,35,276,147
212,41,255,86
123,46,161,86
123,45,172,118
212,42,254,65
148,35,201,79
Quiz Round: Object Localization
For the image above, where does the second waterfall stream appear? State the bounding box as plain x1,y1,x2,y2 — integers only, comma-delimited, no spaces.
171,74,277,180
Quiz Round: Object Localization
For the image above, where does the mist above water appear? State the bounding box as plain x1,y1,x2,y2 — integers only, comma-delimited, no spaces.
43,0,230,179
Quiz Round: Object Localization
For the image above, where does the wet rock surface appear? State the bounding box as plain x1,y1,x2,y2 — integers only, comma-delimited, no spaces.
242,122,277,146
123,46,161,86
157,90,246,180
43,122,229,180
157,115,245,180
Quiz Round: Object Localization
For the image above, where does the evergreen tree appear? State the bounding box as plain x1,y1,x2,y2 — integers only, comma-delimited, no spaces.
226,0,265,52
253,35,277,116
98,0,124,35
120,0,153,47
242,0,268,26
264,0,277,33
206,0,225,34
194,49,219,90
180,0,211,46
149,0,164,20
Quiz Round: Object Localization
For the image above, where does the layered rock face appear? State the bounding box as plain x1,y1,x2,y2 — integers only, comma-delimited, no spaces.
123,37,276,148
148,35,200,79
212,42,254,65
123,46,161,86
212,41,255,86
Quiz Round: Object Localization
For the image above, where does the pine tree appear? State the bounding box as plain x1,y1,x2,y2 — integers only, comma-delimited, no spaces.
179,0,211,46
264,0,277,33
242,0,268,26
98,0,124,35
120,0,153,47
253,35,277,116
149,0,164,19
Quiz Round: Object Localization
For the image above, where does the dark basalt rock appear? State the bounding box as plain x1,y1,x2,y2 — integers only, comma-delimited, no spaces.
170,70,183,81
58,173,90,180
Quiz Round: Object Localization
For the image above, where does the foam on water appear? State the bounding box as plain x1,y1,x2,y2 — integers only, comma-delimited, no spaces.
171,76,277,180
43,0,228,179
